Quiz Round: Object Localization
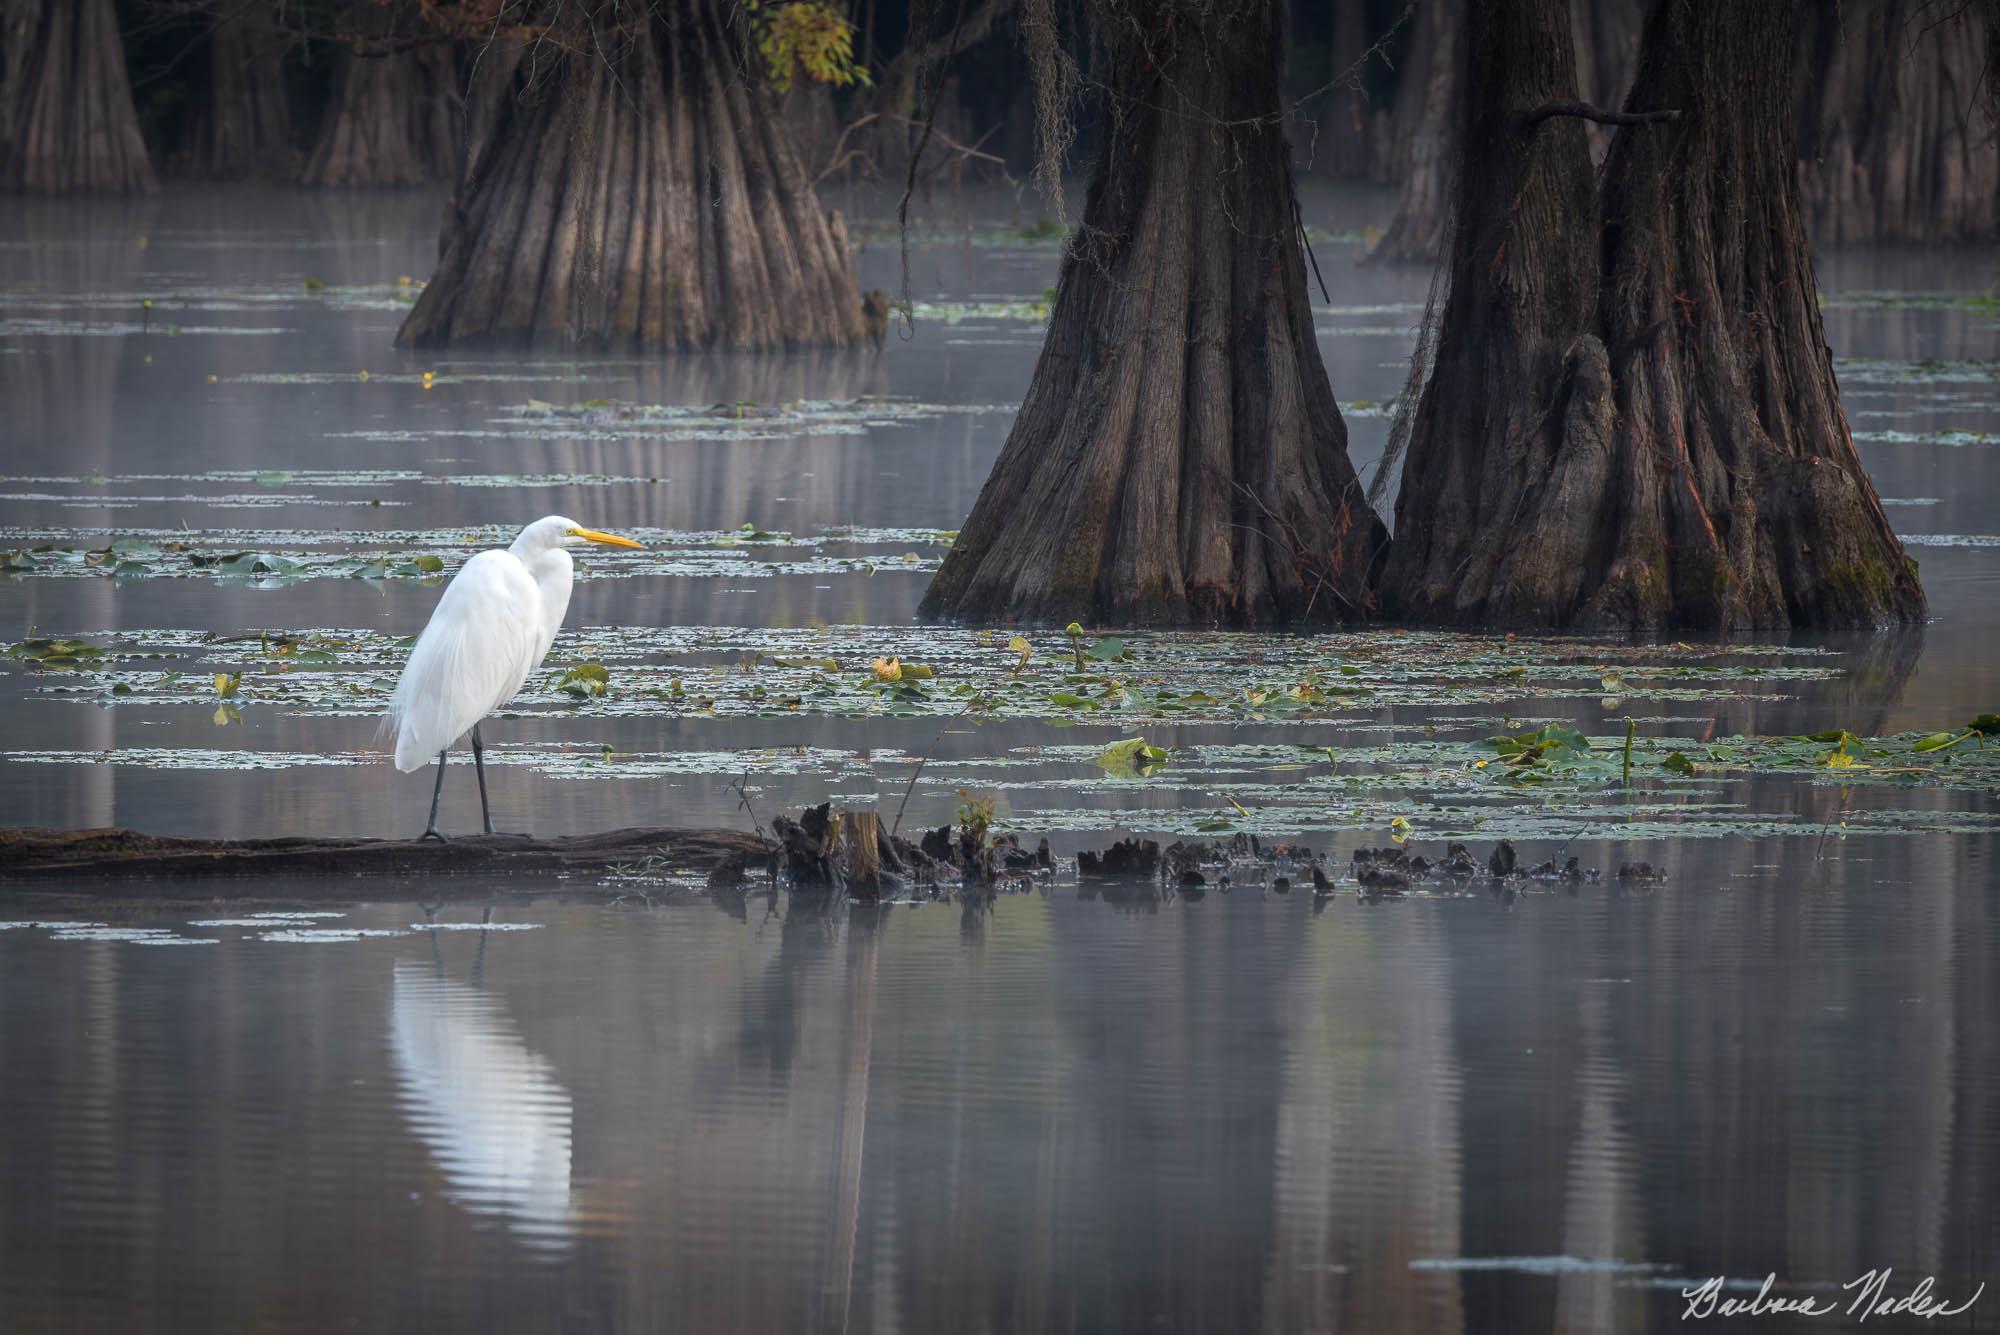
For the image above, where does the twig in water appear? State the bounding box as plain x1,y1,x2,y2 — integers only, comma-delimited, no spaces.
728,769,768,845
892,725,950,837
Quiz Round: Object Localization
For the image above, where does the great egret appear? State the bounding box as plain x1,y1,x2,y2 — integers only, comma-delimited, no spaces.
385,515,642,840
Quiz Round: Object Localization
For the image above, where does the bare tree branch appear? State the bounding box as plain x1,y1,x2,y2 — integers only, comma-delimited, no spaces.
1519,100,1680,131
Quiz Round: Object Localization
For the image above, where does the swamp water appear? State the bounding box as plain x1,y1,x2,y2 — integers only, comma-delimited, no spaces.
0,184,1996,1331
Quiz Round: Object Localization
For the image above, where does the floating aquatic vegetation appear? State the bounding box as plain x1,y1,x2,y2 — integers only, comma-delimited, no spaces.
463,394,1017,442
0,747,378,771
1835,358,2000,386
412,922,544,932
42,926,221,945
0,317,295,337
0,523,947,584
909,298,1054,325
257,928,413,943
1820,290,2000,313
1852,429,1997,447
1899,534,2000,548
0,469,421,488
6,623,1846,727
188,913,349,927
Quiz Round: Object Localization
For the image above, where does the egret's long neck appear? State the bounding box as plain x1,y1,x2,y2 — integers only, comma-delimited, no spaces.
519,546,574,663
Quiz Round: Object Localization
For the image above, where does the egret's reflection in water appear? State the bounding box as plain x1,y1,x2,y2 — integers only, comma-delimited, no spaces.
389,946,575,1251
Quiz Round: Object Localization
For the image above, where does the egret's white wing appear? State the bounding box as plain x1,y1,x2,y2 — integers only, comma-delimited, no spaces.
387,550,543,772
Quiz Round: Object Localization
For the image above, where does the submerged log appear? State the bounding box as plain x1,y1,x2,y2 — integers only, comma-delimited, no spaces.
0,826,769,890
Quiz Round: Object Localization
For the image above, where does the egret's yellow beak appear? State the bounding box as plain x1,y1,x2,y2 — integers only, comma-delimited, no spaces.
569,526,643,549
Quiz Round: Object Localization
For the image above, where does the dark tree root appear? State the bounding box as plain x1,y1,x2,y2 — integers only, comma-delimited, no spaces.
398,1,863,352
920,0,1385,627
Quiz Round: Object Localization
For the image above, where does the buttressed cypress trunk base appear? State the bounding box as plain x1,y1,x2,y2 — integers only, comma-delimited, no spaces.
920,0,1385,627
1,0,156,194
397,2,863,352
1381,0,1923,632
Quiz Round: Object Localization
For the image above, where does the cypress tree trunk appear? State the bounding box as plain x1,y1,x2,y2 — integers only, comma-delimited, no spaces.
1383,0,1925,630
1368,0,1456,260
920,0,1385,627
172,5,297,178
0,0,156,194
1568,0,1644,160
1376,0,1604,625
398,2,864,351
1592,0,1922,628
1794,0,1997,243
1318,0,1376,178
300,6,461,187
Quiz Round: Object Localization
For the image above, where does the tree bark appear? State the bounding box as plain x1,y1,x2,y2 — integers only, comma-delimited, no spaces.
1318,0,1377,178
0,0,156,194
1568,0,1645,160
398,2,864,351
1368,0,1456,260
1375,0,1602,624
1593,0,1923,627
1794,0,1998,243
172,3,298,179
920,0,1386,626
1382,0,1925,631
300,4,461,187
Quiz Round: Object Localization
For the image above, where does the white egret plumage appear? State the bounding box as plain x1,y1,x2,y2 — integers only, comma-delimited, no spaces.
385,515,641,839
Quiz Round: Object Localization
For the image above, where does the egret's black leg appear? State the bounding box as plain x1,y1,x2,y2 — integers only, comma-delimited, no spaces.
471,724,530,838
419,749,449,842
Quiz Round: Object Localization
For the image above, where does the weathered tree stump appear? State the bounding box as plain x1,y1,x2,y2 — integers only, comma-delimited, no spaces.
1077,838,1160,881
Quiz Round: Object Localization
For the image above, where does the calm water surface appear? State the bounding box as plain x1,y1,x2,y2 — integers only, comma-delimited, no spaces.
1,184,1997,1331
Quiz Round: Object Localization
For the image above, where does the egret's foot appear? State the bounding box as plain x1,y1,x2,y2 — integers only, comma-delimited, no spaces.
484,829,533,840
418,829,449,844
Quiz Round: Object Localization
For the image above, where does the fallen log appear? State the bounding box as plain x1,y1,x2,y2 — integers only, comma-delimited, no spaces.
0,825,770,890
